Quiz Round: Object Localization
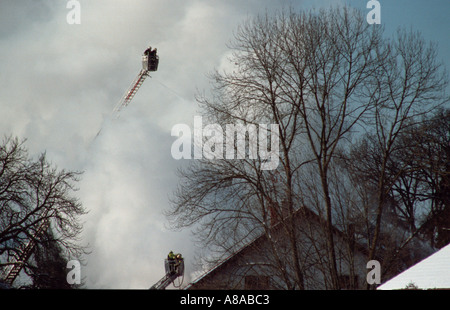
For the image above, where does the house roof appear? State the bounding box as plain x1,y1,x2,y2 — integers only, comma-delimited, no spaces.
185,230,266,289
185,206,369,289
377,243,450,290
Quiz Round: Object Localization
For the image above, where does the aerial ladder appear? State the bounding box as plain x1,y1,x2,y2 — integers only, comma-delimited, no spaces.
113,46,159,115
150,252,184,290
2,214,52,287
89,45,159,144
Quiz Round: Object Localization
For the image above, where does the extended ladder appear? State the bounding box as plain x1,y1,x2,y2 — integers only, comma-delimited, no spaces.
3,218,51,286
113,69,149,115
150,271,180,290
150,258,184,290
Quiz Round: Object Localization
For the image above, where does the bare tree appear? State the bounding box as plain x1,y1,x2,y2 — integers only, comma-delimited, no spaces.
168,6,449,290
285,7,389,289
0,136,87,287
345,108,449,258
360,29,449,266
416,109,450,248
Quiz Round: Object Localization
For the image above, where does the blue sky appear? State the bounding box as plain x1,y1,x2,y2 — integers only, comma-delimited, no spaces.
0,0,448,289
367,0,449,61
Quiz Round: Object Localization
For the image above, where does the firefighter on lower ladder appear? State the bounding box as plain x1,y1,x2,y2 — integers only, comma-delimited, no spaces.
167,251,183,275
150,251,185,289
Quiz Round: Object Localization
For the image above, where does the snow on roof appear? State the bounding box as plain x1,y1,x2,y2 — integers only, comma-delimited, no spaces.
378,243,450,290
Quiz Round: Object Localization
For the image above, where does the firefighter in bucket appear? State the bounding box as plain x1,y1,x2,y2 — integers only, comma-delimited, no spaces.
143,46,159,71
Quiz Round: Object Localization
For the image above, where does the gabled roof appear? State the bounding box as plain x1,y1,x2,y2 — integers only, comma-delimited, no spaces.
185,227,267,289
378,243,450,290
186,206,369,289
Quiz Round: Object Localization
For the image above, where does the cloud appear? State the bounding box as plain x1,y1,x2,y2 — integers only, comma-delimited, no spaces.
0,0,360,289
0,0,275,288
2,0,446,289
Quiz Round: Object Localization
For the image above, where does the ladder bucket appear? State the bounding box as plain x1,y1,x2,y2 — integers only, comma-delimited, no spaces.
165,258,184,277
142,50,159,72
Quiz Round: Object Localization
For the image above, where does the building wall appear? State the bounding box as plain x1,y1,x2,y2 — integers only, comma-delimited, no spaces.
188,213,370,290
